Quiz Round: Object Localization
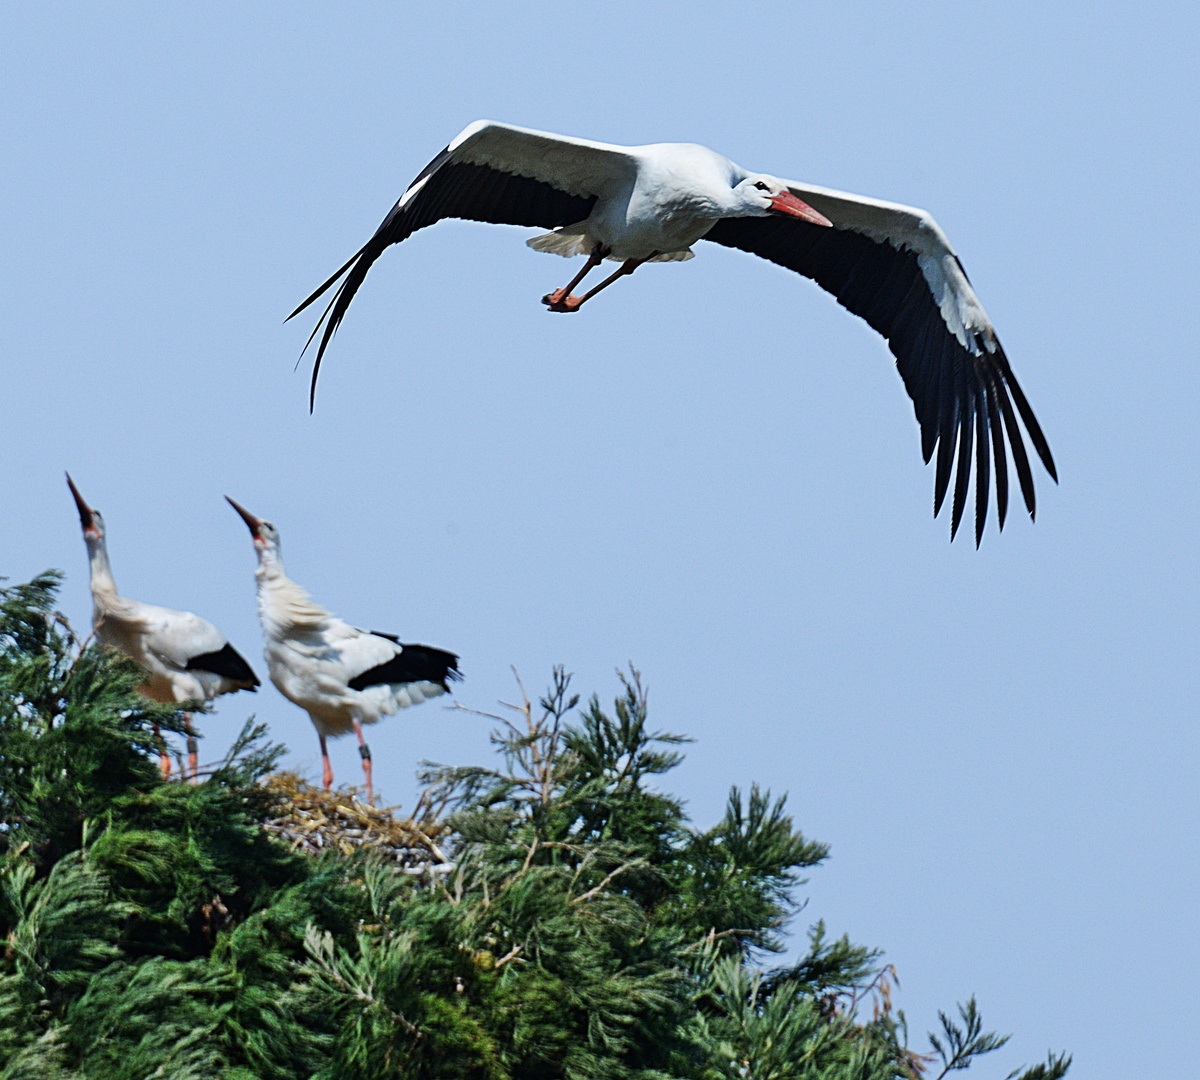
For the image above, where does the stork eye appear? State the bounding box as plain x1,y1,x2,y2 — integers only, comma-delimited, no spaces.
754,181,769,191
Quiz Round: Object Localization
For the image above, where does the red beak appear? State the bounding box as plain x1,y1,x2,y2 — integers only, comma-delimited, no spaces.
225,496,263,540
770,191,833,227
65,472,96,533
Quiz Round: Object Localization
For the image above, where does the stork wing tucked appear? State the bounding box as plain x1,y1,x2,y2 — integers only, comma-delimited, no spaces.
290,120,638,407
703,186,1056,544
347,634,462,693
136,607,256,686
185,642,260,688
140,607,226,669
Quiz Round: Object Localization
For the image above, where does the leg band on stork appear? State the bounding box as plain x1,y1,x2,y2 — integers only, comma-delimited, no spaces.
353,720,374,805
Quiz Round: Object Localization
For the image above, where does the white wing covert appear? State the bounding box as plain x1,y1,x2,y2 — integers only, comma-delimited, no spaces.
141,607,226,669
138,605,259,691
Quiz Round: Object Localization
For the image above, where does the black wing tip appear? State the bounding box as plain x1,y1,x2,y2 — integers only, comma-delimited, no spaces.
288,238,376,323
368,632,460,683
994,343,1058,483
427,646,462,689
347,642,461,693
702,215,1058,543
185,643,260,688
301,238,392,413
927,347,1057,544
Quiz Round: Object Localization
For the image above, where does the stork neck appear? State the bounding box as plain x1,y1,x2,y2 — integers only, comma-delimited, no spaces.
254,545,286,584
85,536,118,600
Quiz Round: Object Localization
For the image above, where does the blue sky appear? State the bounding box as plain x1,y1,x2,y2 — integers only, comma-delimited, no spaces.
3,3,1197,1076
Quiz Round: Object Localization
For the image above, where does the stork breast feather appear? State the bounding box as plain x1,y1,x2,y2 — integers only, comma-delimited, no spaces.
270,583,331,629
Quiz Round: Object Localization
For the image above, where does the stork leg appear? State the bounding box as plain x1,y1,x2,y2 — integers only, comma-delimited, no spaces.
542,245,609,311
546,254,656,313
152,723,171,780
353,720,374,805
185,714,198,783
319,733,333,791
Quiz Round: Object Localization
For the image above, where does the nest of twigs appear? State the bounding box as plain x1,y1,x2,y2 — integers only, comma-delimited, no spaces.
261,772,454,877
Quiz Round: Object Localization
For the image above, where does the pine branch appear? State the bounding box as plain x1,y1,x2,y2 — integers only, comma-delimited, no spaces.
0,600,1070,1080
929,997,1010,1078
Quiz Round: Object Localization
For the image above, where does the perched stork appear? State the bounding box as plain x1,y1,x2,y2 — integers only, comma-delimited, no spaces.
225,497,460,803
291,120,1056,544
67,474,259,779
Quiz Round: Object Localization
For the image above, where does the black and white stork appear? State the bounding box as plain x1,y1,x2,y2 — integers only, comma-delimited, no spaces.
291,120,1056,544
67,474,259,779
226,497,460,803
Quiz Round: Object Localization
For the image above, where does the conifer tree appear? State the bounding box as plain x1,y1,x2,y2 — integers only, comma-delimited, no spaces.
0,574,1070,1080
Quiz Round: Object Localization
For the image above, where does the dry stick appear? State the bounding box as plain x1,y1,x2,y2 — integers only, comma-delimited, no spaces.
443,701,512,727
509,666,557,806
847,963,900,1016
571,860,642,904
493,944,523,970
519,834,540,875
681,927,756,954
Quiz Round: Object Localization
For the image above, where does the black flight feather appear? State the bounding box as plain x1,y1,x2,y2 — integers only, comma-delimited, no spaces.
292,147,598,410
974,379,990,548
185,643,259,688
702,215,1055,541
983,372,1009,530
348,637,462,693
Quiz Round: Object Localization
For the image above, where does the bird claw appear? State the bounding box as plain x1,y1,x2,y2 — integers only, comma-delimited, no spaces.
542,290,582,312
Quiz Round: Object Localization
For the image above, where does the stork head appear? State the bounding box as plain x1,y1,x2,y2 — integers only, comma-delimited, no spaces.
226,497,281,557
66,473,105,543
733,175,833,226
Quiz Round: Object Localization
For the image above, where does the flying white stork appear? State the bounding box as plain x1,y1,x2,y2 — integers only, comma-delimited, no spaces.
290,120,1056,545
67,474,260,779
225,497,460,803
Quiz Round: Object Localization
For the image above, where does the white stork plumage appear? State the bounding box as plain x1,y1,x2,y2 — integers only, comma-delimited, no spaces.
67,474,260,779
226,497,460,803
291,120,1056,545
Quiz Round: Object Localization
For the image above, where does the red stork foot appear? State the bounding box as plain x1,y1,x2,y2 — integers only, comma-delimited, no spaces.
542,291,583,312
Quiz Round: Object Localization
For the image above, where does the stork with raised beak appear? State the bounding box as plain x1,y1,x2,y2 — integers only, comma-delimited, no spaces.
67,474,260,778
226,497,460,802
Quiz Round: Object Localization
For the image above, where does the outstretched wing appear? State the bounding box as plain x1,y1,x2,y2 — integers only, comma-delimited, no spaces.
290,120,639,407
703,183,1056,545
